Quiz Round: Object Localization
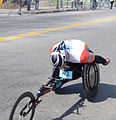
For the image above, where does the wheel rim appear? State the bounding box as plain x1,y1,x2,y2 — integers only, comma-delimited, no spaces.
86,65,98,90
12,97,34,120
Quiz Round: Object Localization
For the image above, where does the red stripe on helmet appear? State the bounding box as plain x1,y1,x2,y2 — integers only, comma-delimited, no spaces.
50,46,53,54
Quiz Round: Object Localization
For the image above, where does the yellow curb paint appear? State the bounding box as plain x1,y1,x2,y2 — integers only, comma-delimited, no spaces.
0,17,116,42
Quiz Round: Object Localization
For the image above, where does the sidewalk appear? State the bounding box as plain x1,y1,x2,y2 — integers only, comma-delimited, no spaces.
0,4,91,15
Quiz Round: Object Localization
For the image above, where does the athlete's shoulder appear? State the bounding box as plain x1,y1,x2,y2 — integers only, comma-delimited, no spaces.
64,39,85,43
64,39,85,46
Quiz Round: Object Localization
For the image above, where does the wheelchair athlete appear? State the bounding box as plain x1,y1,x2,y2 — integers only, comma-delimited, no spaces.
50,39,110,89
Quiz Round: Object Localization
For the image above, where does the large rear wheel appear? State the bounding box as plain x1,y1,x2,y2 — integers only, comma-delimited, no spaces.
9,92,35,120
82,63,100,101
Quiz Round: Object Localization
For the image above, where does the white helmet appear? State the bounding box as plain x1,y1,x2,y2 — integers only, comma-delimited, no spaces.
50,41,68,67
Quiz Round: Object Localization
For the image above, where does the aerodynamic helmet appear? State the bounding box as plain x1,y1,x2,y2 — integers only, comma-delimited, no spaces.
50,41,68,67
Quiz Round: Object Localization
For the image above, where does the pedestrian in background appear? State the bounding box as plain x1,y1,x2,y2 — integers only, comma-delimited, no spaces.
80,0,83,8
95,0,98,8
101,0,105,9
97,0,102,8
75,0,80,10
27,0,31,11
35,0,39,10
114,0,116,7
110,0,114,9
18,0,22,15
91,0,97,9
106,0,110,8
71,0,75,8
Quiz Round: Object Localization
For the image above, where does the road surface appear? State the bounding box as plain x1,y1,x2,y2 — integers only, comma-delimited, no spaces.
0,9,116,120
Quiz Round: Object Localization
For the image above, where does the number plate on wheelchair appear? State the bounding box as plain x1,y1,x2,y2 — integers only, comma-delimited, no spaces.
59,69,73,79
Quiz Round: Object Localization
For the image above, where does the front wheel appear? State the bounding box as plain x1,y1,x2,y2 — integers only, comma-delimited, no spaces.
82,63,100,101
9,92,35,120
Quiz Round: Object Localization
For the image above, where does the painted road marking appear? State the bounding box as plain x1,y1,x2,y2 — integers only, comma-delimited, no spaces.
0,17,116,42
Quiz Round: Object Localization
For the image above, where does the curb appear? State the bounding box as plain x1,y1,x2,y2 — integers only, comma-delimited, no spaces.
23,8,77,14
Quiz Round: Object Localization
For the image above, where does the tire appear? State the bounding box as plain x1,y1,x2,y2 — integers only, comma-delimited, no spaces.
9,92,35,120
82,63,100,101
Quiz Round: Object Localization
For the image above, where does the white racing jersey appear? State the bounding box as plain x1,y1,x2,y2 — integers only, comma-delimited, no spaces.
50,39,95,63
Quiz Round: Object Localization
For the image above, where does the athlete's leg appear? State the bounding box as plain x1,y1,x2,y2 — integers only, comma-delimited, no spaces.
93,55,110,65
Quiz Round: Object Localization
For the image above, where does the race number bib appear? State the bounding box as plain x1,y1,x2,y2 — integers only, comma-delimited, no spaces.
59,69,72,79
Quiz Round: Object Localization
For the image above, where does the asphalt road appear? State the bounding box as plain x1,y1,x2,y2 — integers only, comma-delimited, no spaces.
0,9,116,120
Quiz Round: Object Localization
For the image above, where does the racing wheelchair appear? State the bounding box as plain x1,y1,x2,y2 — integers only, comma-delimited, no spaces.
9,62,100,120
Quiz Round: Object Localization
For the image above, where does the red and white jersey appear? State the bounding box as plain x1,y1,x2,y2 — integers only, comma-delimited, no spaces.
50,39,95,63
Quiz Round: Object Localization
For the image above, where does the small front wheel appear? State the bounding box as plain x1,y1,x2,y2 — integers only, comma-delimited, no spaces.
9,92,35,120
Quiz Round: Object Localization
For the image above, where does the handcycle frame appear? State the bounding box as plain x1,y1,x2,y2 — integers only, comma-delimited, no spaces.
9,62,100,120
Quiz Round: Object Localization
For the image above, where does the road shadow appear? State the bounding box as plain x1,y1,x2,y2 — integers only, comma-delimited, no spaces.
94,83,116,102
52,82,116,120
55,83,84,96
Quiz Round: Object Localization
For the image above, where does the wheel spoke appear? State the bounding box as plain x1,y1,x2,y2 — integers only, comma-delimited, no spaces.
9,92,35,120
